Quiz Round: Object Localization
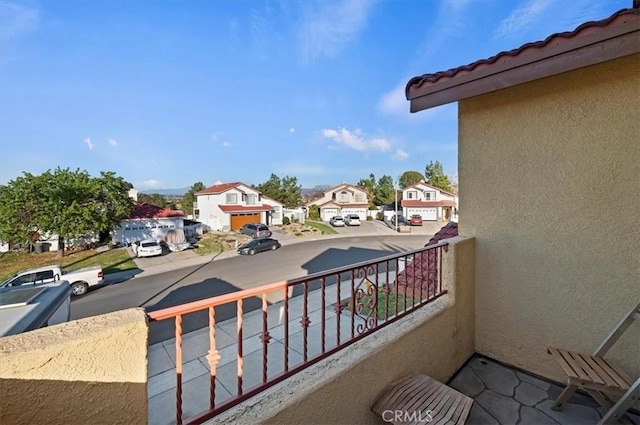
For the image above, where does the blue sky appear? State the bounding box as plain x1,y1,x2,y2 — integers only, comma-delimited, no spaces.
0,0,628,190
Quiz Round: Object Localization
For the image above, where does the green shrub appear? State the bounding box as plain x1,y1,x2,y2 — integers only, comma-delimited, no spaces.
367,216,373,221
376,211,384,220
308,204,320,220
282,216,290,225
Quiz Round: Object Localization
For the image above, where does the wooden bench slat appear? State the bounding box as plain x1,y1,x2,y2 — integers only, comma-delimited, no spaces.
592,357,631,389
372,375,473,425
548,347,581,379
582,354,619,388
573,352,606,385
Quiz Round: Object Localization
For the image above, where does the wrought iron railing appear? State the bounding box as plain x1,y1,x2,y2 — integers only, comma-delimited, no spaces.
147,242,449,425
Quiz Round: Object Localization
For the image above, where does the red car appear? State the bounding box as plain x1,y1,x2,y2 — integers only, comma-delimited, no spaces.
409,214,423,226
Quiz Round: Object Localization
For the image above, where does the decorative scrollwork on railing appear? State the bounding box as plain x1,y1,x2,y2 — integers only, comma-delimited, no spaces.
353,265,379,335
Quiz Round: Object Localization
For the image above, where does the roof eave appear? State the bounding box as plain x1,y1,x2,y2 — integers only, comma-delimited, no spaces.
407,14,640,112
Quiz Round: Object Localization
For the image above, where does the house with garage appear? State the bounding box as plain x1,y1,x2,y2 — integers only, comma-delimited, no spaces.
113,202,185,246
195,182,283,231
305,183,370,222
400,182,457,221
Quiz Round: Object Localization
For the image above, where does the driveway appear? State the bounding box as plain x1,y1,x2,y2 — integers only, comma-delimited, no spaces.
330,220,395,235
130,247,201,268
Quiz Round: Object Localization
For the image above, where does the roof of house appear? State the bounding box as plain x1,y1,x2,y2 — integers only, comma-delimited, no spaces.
316,200,370,208
401,200,456,208
403,181,457,197
129,203,185,219
196,182,246,195
426,221,458,246
406,8,639,112
305,183,368,206
218,204,273,213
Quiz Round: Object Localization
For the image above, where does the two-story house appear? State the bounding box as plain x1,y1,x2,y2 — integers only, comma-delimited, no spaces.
401,181,457,221
306,183,370,222
195,182,283,231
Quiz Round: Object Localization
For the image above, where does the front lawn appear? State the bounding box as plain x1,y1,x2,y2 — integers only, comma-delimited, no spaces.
305,220,338,235
0,247,137,282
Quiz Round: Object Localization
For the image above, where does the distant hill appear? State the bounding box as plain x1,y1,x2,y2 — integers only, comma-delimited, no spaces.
139,187,189,195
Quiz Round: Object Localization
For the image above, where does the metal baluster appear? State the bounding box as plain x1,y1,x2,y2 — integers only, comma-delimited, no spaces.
237,299,243,395
206,307,221,410
284,286,289,372
260,293,271,384
321,277,326,353
300,281,310,362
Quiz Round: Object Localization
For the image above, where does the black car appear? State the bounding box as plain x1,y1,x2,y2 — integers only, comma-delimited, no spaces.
237,238,281,255
239,223,272,239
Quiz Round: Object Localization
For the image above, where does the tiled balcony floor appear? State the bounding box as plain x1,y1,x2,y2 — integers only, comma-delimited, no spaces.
449,355,639,425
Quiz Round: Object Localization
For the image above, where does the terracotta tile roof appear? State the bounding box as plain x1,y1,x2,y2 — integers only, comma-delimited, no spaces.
218,204,273,213
394,222,458,293
130,203,185,219
316,200,369,208
196,182,243,195
406,8,637,95
401,200,456,207
426,221,458,246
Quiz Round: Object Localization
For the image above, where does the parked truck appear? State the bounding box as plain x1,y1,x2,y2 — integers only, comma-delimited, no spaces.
0,265,104,296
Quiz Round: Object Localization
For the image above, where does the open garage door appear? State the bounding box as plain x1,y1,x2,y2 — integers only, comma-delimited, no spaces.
407,208,437,221
230,213,260,230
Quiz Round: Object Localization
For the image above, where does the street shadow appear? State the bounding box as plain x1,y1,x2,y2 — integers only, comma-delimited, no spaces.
146,277,262,345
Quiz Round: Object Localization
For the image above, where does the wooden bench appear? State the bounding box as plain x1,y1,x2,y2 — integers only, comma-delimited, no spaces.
372,375,473,425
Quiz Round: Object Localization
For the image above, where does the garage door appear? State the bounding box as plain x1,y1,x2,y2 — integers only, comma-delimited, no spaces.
322,208,338,222
407,208,437,221
341,208,367,220
230,213,260,230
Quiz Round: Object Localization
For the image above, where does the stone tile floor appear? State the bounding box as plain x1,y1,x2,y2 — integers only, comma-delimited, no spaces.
449,355,639,425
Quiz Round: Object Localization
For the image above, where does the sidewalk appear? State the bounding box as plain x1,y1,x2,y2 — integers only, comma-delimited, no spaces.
104,220,442,284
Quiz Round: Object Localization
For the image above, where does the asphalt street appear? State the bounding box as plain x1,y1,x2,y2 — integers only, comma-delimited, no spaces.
70,235,429,343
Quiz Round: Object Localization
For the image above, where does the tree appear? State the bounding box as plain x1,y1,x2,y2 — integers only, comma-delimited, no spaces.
280,176,302,208
374,175,395,206
0,168,134,257
398,171,425,189
138,193,167,207
357,173,377,207
425,161,452,192
182,182,205,215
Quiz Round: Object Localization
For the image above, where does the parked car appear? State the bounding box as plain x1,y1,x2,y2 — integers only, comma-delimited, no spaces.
344,214,361,226
239,223,272,239
133,239,163,258
409,214,423,226
0,264,104,296
237,238,281,255
329,216,346,227
391,214,407,226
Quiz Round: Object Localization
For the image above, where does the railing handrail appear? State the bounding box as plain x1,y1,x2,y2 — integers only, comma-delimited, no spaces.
147,241,449,321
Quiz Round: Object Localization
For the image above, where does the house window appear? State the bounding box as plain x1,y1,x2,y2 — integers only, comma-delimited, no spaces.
407,191,418,200
355,194,364,202
246,194,257,205
425,192,435,200
226,193,237,204
339,191,348,202
194,209,199,217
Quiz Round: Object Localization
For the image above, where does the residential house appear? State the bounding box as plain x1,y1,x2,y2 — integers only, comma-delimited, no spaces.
305,183,370,221
2,7,638,425
195,182,283,231
401,181,457,221
113,202,185,245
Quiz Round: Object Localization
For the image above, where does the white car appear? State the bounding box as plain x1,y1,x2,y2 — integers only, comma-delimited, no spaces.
344,214,361,226
133,239,163,258
329,216,345,227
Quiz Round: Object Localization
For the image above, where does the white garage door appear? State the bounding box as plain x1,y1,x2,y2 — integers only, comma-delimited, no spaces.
341,208,367,220
407,208,437,221
322,208,339,221
115,218,181,245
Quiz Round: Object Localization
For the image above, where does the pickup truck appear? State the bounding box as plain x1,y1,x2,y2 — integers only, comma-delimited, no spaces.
0,265,104,296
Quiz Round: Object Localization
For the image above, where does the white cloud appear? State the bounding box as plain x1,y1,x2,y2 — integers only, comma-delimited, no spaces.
321,128,390,152
0,2,39,39
392,149,409,161
495,0,552,39
222,141,231,147
138,179,162,189
378,82,408,116
83,137,94,150
108,138,118,147
299,0,376,64
289,128,296,134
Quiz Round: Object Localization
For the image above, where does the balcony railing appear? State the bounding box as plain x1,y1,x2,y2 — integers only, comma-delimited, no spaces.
147,242,449,425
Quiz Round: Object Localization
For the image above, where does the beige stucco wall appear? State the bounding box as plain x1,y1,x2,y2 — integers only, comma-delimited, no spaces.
209,236,475,425
459,54,640,381
0,308,149,425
